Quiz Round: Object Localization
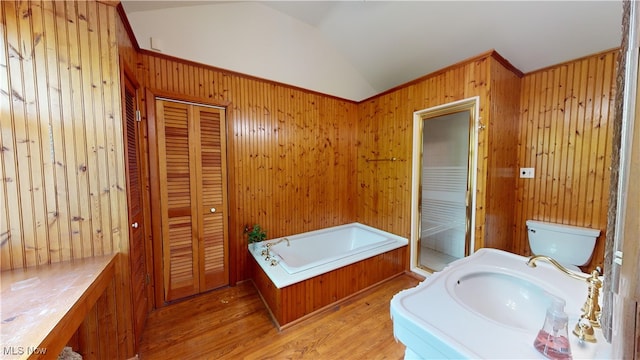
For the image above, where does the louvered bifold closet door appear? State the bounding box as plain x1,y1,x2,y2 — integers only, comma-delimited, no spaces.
195,108,228,291
156,101,200,301
123,75,148,343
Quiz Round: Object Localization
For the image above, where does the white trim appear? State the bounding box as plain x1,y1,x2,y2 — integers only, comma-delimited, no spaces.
614,1,639,269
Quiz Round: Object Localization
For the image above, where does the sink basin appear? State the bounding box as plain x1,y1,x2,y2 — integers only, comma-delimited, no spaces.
451,271,552,331
390,248,612,359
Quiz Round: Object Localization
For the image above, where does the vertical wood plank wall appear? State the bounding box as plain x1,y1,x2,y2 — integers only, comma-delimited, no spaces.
514,49,618,271
357,50,614,273
485,57,522,251
135,51,358,281
2,0,617,296
1,1,135,357
357,54,509,251
1,0,127,271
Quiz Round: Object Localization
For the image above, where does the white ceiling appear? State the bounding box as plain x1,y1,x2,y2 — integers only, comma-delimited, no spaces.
121,1,623,101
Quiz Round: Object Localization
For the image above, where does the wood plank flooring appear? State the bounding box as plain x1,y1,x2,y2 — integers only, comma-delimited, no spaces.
138,274,420,359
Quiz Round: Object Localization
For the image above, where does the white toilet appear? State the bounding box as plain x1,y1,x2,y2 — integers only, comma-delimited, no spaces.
526,220,601,272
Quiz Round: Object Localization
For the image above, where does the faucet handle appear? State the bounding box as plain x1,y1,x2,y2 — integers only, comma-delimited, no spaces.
573,316,597,342
587,269,603,287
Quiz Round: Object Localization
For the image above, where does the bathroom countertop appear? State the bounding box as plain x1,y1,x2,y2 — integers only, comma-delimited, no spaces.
0,254,117,359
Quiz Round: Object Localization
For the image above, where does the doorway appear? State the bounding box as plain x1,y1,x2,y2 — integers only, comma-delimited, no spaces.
121,64,149,345
148,96,230,305
411,98,478,275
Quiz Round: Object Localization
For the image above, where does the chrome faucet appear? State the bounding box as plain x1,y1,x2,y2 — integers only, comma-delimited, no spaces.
526,255,602,343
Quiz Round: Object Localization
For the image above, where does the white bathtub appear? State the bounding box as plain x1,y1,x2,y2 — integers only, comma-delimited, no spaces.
248,222,408,288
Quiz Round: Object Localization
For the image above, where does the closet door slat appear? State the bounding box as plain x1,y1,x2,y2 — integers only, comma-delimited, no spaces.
157,100,199,301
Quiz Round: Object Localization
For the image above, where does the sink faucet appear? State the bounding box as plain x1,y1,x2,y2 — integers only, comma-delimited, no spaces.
526,255,602,343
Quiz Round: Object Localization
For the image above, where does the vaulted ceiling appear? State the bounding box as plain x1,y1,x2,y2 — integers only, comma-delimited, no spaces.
121,1,623,101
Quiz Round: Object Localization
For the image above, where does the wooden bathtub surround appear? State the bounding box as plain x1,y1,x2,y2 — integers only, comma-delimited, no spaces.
251,246,407,329
0,254,119,359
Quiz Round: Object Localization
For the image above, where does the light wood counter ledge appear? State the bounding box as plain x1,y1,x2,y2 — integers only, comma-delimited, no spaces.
1,254,117,359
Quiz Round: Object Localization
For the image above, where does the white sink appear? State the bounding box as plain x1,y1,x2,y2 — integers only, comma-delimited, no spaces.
390,248,611,359
451,271,552,331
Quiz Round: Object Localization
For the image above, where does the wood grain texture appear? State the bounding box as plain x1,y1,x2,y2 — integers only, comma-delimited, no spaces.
513,50,618,271
138,273,419,359
116,7,156,323
0,0,126,269
485,57,522,251
2,7,622,359
1,1,136,357
121,65,148,346
150,99,229,304
356,52,520,255
135,51,358,283
0,254,117,359
76,270,119,360
252,246,406,328
115,9,615,288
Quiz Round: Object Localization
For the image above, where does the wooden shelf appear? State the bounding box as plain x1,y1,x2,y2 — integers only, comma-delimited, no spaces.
1,254,117,359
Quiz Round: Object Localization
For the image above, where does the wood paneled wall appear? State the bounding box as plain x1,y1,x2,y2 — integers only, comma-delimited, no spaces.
357,57,490,239
356,52,521,253
513,49,618,271
134,51,358,282
0,0,127,269
2,0,617,290
485,57,522,251
115,5,137,76
1,1,135,357
357,49,616,272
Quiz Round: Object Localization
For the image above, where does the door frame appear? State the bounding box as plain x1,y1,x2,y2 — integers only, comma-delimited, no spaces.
119,58,151,345
410,97,480,277
145,88,232,307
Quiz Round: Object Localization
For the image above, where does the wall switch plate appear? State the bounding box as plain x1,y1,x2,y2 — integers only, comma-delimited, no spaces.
520,168,535,178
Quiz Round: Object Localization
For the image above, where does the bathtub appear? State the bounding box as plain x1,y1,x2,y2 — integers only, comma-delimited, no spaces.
249,222,408,329
249,222,407,287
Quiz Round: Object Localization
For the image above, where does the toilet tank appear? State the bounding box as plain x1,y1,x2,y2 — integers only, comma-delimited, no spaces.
526,220,600,266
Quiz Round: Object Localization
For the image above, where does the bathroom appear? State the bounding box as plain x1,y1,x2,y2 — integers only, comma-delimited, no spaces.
1,0,637,358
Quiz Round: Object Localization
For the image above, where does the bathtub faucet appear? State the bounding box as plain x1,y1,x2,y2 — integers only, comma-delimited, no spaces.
267,237,290,247
526,255,602,343
261,238,290,262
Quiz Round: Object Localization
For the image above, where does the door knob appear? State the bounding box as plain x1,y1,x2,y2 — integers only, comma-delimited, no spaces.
210,208,216,213
131,222,139,229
